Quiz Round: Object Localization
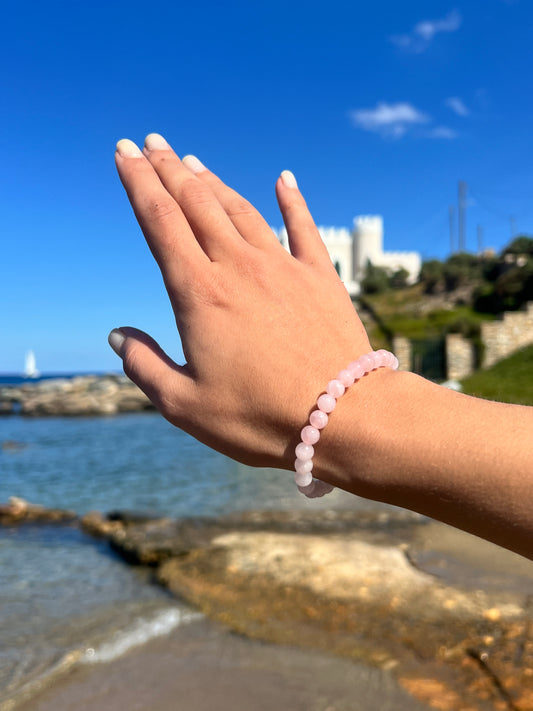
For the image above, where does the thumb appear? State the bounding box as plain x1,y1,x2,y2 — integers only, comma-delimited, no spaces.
108,326,191,419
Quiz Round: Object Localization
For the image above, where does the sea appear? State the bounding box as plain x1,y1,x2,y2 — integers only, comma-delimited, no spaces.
0,374,375,709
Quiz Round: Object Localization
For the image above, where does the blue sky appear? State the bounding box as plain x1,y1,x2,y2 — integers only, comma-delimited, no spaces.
1,0,532,373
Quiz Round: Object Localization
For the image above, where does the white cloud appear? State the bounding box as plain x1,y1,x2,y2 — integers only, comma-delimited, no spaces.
445,97,470,116
426,126,459,139
349,102,460,141
349,102,430,138
391,10,462,52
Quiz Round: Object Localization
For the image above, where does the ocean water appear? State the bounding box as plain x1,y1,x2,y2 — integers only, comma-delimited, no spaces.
0,411,366,709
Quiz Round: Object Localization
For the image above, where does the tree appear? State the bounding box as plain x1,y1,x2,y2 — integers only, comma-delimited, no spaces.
389,267,409,290
362,261,389,294
503,235,533,256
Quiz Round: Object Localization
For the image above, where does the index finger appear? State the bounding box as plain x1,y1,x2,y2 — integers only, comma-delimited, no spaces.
115,138,210,298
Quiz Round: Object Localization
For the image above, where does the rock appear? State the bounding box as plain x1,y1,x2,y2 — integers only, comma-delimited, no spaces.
0,497,77,525
0,375,157,417
157,526,533,711
80,511,127,538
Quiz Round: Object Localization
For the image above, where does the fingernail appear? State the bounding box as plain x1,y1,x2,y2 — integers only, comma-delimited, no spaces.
108,329,126,357
280,170,298,189
182,155,207,174
116,139,143,158
144,133,171,151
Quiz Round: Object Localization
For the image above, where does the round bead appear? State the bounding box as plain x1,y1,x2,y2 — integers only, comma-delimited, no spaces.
336,368,355,387
295,442,314,460
295,457,313,474
301,425,320,445
376,348,389,366
294,469,313,487
317,393,336,413
347,361,364,379
382,350,394,367
358,354,374,373
391,355,399,370
326,379,345,399
309,409,328,429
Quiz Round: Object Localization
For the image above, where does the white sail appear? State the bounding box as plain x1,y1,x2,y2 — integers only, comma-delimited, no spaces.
24,351,40,378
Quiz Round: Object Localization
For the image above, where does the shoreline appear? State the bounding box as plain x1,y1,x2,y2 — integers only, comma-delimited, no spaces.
3,501,533,710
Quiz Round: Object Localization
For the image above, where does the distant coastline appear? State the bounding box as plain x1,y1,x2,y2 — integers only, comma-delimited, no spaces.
0,372,122,386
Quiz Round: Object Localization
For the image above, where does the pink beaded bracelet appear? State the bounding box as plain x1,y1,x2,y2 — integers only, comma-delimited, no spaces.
294,349,399,498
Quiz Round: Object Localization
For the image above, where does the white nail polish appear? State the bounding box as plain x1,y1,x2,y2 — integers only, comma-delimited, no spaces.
116,139,143,158
183,155,207,174
280,170,298,189
108,329,125,357
144,133,171,151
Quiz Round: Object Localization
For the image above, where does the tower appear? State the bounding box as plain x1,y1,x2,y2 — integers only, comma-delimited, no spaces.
352,215,384,281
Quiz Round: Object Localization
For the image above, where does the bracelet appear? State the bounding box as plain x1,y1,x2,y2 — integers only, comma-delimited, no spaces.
294,349,399,498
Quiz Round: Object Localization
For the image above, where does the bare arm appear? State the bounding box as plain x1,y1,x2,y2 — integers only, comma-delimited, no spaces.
110,134,533,560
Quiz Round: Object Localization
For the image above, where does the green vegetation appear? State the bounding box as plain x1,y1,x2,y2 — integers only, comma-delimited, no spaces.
461,345,533,406
360,283,494,346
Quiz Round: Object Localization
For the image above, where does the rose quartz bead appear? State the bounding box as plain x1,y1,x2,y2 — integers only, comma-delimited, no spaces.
347,361,364,379
391,355,399,370
326,379,345,399
382,350,394,367
294,469,313,487
374,349,388,367
336,368,355,387
309,409,328,429
358,354,374,372
295,442,314,460
317,393,336,413
301,425,320,445
295,457,313,474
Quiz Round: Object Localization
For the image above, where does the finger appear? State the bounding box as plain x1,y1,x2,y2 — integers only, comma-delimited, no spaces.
182,154,282,251
115,139,210,296
108,327,194,424
275,171,332,266
143,134,245,261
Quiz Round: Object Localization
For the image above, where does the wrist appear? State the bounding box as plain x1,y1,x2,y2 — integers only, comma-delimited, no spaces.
311,367,416,500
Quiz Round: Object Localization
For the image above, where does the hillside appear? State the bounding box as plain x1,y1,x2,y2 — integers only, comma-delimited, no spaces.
460,345,533,406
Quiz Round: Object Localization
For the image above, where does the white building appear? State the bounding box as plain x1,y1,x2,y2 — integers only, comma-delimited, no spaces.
277,215,421,296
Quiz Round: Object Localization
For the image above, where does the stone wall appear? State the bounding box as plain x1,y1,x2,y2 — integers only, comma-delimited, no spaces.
392,336,412,371
481,302,533,368
445,334,475,381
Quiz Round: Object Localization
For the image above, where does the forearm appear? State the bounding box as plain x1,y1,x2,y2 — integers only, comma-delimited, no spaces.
316,370,533,559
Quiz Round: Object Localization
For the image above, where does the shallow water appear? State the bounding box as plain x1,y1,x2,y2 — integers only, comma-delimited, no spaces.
0,412,369,707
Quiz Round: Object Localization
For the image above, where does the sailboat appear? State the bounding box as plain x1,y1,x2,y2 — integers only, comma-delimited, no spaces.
24,351,40,379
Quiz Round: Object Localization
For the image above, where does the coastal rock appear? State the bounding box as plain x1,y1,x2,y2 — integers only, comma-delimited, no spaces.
0,375,156,417
157,528,533,710
0,497,77,525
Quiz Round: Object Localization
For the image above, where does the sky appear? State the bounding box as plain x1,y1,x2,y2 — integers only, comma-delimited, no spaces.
1,0,532,373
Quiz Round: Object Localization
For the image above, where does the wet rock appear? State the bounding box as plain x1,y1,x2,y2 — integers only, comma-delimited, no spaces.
0,497,77,525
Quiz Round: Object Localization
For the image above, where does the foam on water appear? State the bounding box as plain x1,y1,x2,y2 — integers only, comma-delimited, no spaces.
82,607,203,664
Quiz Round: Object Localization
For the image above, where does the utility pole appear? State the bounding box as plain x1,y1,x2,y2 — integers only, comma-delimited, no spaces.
477,224,484,255
458,181,467,252
449,205,455,254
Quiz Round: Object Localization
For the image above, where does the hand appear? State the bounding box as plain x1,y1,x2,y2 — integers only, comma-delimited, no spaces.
111,133,371,471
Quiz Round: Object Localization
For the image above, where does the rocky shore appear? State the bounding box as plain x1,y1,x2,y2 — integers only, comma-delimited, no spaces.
0,375,154,416
2,498,533,710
